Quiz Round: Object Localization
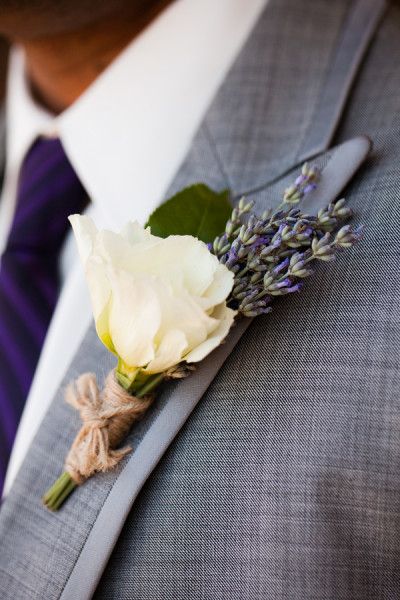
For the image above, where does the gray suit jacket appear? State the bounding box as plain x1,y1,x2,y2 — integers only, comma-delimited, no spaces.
0,1,398,598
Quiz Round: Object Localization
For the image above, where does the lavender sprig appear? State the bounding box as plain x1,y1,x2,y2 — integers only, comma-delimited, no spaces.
282,162,320,205
212,164,363,318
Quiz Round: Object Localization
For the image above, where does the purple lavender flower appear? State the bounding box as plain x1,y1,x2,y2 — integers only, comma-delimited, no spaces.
211,161,362,318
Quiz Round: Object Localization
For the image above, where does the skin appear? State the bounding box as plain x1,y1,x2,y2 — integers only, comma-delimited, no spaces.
0,0,173,113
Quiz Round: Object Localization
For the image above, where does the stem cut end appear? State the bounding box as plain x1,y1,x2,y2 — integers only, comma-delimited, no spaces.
43,472,77,511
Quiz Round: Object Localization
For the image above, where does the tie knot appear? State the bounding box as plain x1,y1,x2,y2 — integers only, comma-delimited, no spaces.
6,137,88,255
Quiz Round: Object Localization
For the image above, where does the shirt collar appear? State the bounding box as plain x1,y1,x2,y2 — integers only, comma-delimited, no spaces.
6,0,267,230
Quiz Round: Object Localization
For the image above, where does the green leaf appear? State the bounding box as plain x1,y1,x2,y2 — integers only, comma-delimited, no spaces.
146,184,232,242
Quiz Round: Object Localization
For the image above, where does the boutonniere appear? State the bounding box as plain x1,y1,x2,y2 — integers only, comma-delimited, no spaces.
43,163,362,510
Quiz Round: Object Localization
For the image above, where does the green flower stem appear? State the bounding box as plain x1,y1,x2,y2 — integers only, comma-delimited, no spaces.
43,370,165,512
134,373,164,397
42,471,77,511
115,364,165,396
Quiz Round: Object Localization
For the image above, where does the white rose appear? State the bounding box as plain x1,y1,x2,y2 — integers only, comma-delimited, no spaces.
69,215,236,378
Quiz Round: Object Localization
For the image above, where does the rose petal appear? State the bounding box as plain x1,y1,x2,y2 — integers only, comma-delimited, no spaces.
200,262,234,310
69,214,98,266
85,256,112,322
122,221,160,247
144,328,188,374
108,270,161,367
184,304,236,363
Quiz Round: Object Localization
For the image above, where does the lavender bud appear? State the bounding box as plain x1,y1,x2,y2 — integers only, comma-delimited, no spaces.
285,283,303,293
253,220,267,235
213,237,222,254
311,233,336,260
335,224,364,248
295,174,306,185
233,281,247,295
263,273,274,287
240,288,259,307
307,166,319,180
284,184,297,197
244,234,259,247
263,255,280,264
233,290,248,300
238,197,254,213
238,224,247,242
261,240,279,256
231,208,240,221
270,281,303,296
229,264,241,274
273,258,290,274
241,306,272,318
315,253,336,262
250,272,263,284
281,225,292,240
332,198,352,219
301,162,310,176
225,248,238,269
272,210,286,221
318,216,337,228
336,207,352,219
247,214,257,229
225,220,236,236
303,183,317,195
267,278,292,292
249,236,269,250
289,254,313,277
219,244,231,254
237,245,249,259
289,252,303,267
312,232,331,253
286,240,303,248
287,191,301,204
333,198,346,210
293,267,313,278
231,239,241,252
294,227,313,241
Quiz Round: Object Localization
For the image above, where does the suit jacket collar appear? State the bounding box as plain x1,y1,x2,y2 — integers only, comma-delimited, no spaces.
202,0,386,196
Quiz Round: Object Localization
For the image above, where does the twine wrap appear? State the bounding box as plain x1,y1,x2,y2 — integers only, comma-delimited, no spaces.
64,371,154,485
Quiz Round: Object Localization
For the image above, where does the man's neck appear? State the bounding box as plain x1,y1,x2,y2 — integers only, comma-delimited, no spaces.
18,1,171,114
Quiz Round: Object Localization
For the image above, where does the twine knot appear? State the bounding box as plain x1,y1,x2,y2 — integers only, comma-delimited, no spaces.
64,371,154,485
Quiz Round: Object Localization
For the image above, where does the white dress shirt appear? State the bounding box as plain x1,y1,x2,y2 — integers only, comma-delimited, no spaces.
2,0,267,495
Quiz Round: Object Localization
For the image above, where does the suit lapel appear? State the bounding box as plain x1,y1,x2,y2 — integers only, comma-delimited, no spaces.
202,0,386,196
297,0,386,162
0,1,384,598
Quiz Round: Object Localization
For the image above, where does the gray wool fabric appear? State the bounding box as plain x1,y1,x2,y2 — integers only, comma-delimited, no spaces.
1,0,400,599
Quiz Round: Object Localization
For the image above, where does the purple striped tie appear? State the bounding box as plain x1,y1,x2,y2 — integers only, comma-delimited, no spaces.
0,137,88,494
